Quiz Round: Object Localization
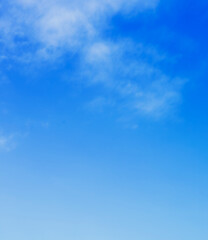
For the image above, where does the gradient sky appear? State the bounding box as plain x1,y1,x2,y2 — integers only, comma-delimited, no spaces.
0,0,208,239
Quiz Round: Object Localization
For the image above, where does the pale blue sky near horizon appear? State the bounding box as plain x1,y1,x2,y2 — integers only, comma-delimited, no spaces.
0,0,208,239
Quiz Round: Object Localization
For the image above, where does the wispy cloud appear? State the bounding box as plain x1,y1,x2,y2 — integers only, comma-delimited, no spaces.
0,0,186,118
1,0,158,51
82,40,186,117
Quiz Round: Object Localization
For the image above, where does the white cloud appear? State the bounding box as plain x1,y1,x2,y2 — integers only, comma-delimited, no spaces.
82,40,186,117
0,0,186,118
1,0,158,51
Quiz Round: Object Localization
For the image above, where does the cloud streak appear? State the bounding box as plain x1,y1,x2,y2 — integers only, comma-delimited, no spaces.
0,0,186,118
82,40,185,117
1,0,158,50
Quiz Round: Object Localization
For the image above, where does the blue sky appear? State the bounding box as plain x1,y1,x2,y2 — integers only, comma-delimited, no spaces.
0,0,208,239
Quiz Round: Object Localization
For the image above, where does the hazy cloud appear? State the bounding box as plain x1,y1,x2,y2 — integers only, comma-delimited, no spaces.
0,0,186,118
82,40,186,116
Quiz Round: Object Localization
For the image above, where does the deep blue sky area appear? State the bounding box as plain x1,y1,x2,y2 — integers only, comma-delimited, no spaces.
0,0,208,239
